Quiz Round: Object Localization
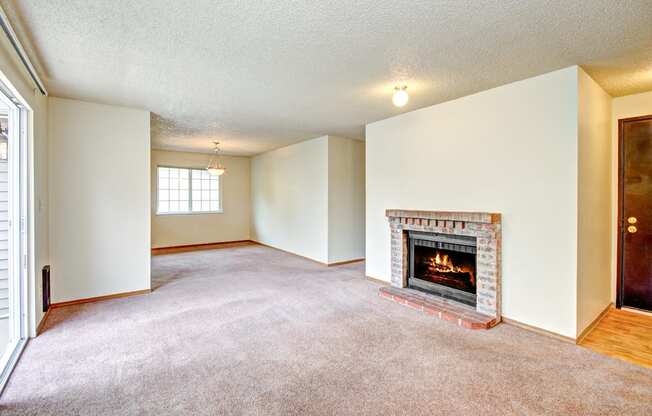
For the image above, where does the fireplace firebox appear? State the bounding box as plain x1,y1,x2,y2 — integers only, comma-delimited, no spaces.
408,231,477,306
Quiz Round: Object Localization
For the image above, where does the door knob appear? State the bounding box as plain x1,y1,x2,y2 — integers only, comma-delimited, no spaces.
627,225,637,233
627,217,637,224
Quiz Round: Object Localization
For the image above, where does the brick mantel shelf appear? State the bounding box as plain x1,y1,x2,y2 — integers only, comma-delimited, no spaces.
383,209,502,328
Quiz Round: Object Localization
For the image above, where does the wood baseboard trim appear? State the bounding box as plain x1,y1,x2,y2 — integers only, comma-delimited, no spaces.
577,303,614,344
502,316,576,344
251,240,329,265
252,241,365,267
51,289,151,309
328,258,365,267
152,240,254,255
366,275,390,286
36,308,51,336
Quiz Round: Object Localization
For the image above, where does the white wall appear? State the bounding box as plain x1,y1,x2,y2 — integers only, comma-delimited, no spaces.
251,136,329,263
613,90,652,119
0,32,48,336
151,149,250,248
611,90,652,302
577,68,612,336
366,67,580,338
49,97,150,302
328,136,365,263
251,135,365,264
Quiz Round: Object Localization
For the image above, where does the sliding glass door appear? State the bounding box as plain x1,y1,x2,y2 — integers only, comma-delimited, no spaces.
0,84,27,392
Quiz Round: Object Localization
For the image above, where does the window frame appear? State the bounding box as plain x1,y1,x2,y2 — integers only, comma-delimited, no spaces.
156,165,223,216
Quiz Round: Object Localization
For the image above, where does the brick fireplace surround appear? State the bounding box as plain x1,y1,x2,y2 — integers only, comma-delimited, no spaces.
380,210,502,329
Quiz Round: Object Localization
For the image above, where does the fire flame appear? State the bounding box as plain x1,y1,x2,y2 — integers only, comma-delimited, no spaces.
429,251,475,285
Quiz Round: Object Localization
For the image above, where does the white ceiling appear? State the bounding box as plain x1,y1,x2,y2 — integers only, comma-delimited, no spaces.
3,0,652,156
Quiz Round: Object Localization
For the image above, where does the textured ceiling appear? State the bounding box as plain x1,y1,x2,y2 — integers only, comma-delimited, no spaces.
3,0,652,155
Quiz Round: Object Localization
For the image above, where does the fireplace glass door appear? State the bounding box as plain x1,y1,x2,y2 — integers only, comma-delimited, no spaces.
408,232,477,306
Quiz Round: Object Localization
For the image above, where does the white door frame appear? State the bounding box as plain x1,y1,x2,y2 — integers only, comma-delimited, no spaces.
0,84,28,394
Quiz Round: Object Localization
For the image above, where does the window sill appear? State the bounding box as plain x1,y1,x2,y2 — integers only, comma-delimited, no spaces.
156,210,224,216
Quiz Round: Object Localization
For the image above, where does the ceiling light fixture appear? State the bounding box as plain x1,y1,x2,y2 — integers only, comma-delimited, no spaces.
207,141,226,176
392,85,409,107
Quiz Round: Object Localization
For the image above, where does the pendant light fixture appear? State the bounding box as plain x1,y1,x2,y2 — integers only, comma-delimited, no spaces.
207,141,226,176
392,85,409,107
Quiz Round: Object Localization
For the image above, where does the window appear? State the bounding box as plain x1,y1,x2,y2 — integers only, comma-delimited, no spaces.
157,167,221,214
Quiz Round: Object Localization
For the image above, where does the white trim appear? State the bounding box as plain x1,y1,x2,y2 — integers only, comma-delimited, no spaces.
0,336,25,394
155,210,224,216
0,80,28,395
0,5,47,96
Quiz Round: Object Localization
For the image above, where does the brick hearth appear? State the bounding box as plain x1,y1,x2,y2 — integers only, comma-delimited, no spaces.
379,286,498,329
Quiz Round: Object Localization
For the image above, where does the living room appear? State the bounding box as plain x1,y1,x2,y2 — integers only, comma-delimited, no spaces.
0,1,650,414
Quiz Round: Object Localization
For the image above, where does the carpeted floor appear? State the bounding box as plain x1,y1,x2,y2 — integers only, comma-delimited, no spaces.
1,243,651,415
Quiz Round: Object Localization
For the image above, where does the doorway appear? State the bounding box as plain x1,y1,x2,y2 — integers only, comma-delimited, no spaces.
0,82,27,393
618,115,652,312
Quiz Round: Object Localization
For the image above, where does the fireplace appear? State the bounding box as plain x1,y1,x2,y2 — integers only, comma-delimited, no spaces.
408,231,477,306
385,210,501,322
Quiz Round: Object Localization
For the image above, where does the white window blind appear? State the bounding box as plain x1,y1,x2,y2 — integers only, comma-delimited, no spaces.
157,167,221,214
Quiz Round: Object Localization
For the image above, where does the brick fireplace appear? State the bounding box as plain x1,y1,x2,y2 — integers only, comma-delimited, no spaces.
381,210,501,329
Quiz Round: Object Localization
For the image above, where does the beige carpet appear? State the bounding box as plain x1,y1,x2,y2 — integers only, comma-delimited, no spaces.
1,243,650,415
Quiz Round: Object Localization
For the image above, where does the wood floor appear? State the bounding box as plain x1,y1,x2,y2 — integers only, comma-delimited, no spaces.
580,307,652,368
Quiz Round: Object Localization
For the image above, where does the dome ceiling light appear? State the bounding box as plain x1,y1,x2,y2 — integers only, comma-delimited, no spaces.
392,85,409,107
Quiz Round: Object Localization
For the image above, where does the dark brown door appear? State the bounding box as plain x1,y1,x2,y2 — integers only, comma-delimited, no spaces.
619,115,652,312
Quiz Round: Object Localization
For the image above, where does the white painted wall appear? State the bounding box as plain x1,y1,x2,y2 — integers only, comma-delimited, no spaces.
577,68,612,336
613,90,652,119
611,90,652,302
366,67,580,338
151,149,250,248
328,137,365,263
0,32,49,336
251,136,329,263
48,97,150,302
251,135,365,264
